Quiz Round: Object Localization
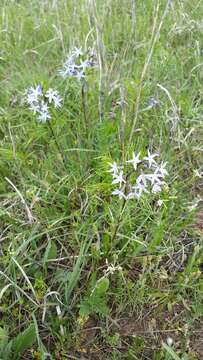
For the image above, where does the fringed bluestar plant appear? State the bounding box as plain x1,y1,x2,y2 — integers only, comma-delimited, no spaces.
59,46,97,81
109,150,168,200
25,85,62,123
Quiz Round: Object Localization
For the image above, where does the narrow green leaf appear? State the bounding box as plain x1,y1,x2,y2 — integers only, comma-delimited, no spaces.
43,240,57,264
32,314,51,360
162,342,181,360
12,324,36,355
79,301,92,317
94,278,109,296
65,241,87,303
185,245,201,275
0,327,8,345
149,222,164,251
0,327,9,357
1,340,13,360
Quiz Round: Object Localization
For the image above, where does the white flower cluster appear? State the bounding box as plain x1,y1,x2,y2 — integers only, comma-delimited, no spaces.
26,85,62,123
109,150,168,200
59,46,97,81
104,259,122,276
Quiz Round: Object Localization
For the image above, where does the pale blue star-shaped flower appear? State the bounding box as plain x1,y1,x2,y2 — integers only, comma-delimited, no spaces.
144,150,158,168
112,171,126,188
112,189,126,200
126,152,141,170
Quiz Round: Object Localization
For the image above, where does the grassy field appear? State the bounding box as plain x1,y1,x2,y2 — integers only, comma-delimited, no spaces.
0,0,203,359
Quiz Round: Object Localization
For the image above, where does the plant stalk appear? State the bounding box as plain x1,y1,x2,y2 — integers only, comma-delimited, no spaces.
47,121,67,168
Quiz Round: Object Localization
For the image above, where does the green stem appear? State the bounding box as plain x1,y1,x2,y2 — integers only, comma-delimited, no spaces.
111,170,134,244
111,197,127,244
47,121,67,168
81,84,88,140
